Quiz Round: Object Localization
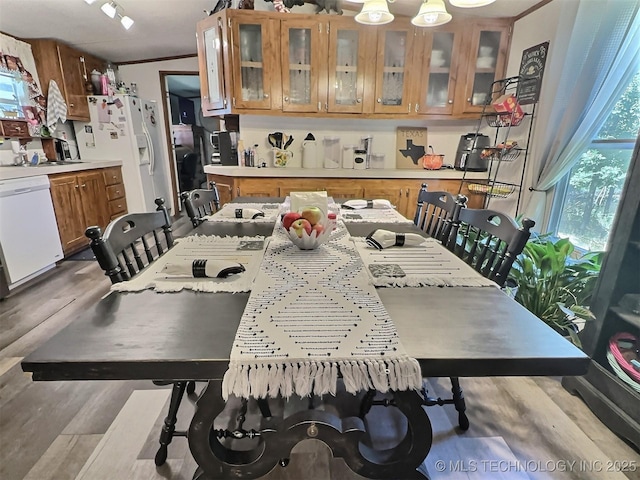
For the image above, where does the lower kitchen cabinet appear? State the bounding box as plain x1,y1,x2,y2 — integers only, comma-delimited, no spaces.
206,174,482,219
49,167,123,256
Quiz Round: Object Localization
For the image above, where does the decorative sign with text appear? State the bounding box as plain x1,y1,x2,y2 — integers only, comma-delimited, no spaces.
396,127,428,169
517,41,549,105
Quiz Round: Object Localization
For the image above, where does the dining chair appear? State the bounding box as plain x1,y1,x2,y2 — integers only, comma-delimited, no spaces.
413,183,468,242
85,198,195,466
426,208,535,431
181,181,221,228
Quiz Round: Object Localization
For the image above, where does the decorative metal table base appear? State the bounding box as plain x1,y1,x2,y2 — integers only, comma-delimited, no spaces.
189,381,433,479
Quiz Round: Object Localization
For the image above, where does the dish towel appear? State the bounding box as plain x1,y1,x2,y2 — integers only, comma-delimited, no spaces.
110,235,266,293
205,203,282,223
343,199,393,209
46,79,67,132
222,220,422,400
353,236,498,288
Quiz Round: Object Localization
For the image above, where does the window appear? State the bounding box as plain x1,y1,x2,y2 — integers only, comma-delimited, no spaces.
0,70,28,119
552,72,640,251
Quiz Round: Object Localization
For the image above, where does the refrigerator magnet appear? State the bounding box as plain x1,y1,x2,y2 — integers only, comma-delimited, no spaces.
113,98,123,109
110,132,118,139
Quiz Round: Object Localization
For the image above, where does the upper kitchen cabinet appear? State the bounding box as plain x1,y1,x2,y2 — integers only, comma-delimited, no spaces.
371,19,416,115
453,19,511,115
280,18,325,113
197,13,231,113
413,23,464,115
28,40,107,121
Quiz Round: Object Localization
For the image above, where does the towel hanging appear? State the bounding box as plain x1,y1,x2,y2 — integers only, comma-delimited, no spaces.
46,79,67,132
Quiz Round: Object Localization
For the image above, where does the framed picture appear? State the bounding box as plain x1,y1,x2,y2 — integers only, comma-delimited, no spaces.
396,127,428,169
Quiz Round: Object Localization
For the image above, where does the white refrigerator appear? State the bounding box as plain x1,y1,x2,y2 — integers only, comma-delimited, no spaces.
74,95,172,214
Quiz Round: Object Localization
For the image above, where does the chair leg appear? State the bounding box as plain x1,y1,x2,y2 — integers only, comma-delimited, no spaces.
155,381,187,466
450,377,469,431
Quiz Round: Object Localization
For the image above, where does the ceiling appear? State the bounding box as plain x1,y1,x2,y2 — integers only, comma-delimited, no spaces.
1,0,544,64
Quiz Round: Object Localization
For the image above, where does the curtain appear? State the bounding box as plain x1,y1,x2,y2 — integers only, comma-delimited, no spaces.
523,0,640,227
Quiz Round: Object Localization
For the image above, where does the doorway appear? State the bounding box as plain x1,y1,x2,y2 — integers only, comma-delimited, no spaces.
159,71,220,212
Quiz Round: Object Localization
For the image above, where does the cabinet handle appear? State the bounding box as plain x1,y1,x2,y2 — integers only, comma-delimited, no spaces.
406,189,409,198
81,184,86,188
467,98,472,103
377,98,382,103
357,98,362,103
448,99,453,104
284,96,289,102
112,175,117,179
263,93,269,99
237,187,240,196
80,56,87,80
415,103,419,112
75,184,79,189
69,103,75,107
399,189,402,196
325,103,328,111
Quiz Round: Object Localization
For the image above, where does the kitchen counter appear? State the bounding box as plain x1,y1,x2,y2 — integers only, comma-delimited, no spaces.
203,166,488,180
0,160,123,181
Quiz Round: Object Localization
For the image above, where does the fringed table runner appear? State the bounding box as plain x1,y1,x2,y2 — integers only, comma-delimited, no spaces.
222,221,422,400
205,203,283,223
339,207,412,223
353,237,498,288
111,235,266,293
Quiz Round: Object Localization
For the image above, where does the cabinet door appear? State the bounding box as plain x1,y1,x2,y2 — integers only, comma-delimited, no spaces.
455,20,511,115
281,19,325,113
84,54,106,82
49,174,86,253
373,21,416,114
327,19,369,114
56,43,90,119
238,178,280,197
78,171,110,230
198,14,229,112
414,26,463,115
230,16,276,110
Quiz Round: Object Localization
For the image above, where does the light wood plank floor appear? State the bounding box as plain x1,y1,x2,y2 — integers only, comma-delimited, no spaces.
1,215,639,480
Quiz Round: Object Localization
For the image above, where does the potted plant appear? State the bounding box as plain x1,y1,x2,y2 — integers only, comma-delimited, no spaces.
508,235,604,347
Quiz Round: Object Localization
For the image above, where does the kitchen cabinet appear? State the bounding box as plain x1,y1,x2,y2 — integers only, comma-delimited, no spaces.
49,168,118,255
205,174,483,219
196,12,511,120
102,167,128,220
562,143,640,450
28,39,107,121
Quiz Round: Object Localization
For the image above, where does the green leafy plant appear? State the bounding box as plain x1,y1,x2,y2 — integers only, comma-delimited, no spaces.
509,235,604,347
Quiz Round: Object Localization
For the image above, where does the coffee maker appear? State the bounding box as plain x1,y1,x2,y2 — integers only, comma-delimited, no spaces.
454,133,490,172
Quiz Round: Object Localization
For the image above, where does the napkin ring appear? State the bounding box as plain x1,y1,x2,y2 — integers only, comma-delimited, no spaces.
395,234,405,247
192,259,208,278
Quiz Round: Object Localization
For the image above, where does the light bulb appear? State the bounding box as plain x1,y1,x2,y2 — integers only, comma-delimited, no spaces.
423,13,438,23
101,2,117,18
368,11,383,22
120,15,134,29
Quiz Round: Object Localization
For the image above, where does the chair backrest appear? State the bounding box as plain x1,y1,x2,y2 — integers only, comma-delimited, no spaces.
181,182,221,228
85,198,174,284
446,208,535,286
413,183,467,242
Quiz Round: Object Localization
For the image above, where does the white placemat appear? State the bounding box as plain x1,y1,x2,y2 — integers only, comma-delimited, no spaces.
110,235,266,293
353,237,498,288
339,207,412,223
205,203,283,223
222,221,422,400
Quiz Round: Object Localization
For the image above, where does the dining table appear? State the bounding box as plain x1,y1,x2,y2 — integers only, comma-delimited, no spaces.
21,196,589,480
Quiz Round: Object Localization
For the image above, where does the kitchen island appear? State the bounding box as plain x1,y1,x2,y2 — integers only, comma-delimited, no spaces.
204,166,488,218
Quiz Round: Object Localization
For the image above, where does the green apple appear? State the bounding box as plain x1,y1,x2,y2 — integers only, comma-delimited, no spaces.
290,218,312,238
300,206,323,226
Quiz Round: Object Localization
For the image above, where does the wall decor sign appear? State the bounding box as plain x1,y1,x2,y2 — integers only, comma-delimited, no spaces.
396,127,428,169
517,41,549,105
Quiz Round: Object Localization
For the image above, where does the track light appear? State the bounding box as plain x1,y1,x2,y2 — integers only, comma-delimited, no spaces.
84,0,98,4
119,14,134,30
100,1,117,18
449,0,496,7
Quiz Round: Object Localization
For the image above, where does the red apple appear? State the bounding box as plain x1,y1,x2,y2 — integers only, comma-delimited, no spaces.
290,218,312,238
311,223,325,237
300,206,323,226
282,211,302,230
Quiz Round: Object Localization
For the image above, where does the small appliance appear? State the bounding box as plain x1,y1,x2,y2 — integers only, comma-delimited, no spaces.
454,133,490,171
210,131,237,166
54,139,72,162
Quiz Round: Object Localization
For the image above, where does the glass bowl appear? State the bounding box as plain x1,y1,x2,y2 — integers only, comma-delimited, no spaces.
285,218,334,250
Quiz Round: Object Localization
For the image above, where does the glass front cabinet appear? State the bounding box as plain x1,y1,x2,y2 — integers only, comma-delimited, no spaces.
197,15,228,113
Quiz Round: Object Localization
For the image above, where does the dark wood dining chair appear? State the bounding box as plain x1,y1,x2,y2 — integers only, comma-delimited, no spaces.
413,183,468,242
85,198,195,467
181,181,221,228
427,208,535,431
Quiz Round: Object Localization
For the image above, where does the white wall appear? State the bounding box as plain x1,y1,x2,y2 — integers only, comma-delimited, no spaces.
117,57,199,213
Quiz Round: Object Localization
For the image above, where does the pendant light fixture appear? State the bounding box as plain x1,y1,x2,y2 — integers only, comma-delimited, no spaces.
100,1,118,18
411,0,452,27
449,0,496,7
85,1,135,30
354,0,394,25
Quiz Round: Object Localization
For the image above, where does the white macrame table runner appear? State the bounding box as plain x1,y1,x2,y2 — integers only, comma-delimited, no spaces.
353,237,498,288
222,221,422,400
339,207,412,223
205,203,283,223
111,235,266,293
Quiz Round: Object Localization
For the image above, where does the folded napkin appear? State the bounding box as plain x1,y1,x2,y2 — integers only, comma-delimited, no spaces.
365,229,427,250
160,259,245,279
343,199,393,210
46,79,67,132
219,207,265,219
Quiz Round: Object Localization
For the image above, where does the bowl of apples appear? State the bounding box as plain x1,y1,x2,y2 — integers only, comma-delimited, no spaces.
281,206,335,250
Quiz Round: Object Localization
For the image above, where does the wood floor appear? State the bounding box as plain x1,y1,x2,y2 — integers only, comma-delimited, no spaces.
1,215,639,480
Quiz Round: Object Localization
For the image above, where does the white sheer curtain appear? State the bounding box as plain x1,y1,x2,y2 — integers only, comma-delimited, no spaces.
523,0,640,226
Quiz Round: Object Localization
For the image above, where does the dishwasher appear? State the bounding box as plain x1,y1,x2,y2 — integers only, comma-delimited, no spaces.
0,175,64,293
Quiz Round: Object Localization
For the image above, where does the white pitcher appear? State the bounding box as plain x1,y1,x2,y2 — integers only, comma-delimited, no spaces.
302,140,317,169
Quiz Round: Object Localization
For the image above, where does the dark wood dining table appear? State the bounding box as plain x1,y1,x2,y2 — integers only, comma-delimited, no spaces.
21,197,589,480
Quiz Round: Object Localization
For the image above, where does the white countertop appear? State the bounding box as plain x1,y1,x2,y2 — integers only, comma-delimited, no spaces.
204,166,489,180
0,160,123,181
